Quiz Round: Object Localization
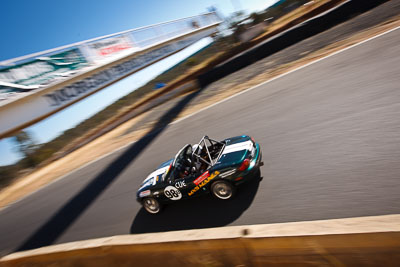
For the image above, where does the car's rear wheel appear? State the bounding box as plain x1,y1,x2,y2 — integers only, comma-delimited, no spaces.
211,180,235,200
142,197,161,214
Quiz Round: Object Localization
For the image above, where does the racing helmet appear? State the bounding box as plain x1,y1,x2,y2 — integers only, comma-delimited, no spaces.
192,144,202,155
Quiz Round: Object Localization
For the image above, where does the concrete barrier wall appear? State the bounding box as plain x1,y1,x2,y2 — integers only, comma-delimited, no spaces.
2,215,400,266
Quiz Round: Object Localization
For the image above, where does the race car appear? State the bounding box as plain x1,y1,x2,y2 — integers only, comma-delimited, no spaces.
136,135,263,214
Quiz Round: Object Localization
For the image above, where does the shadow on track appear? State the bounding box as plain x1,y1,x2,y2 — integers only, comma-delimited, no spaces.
16,87,207,252
130,175,261,234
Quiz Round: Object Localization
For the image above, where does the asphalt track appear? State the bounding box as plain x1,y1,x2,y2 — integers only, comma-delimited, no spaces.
1,26,400,256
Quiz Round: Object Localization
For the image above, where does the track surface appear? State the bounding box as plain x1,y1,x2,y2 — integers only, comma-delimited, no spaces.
1,26,400,256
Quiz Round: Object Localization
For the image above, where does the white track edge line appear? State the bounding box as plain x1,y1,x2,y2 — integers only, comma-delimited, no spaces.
2,24,399,211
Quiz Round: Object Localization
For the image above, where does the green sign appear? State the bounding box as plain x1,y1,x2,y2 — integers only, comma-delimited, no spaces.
0,48,87,87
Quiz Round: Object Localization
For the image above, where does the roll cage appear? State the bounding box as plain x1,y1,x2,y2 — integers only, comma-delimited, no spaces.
192,135,225,168
165,136,225,182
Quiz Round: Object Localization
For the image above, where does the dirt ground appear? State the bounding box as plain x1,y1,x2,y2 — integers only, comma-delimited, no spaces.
1,4,399,209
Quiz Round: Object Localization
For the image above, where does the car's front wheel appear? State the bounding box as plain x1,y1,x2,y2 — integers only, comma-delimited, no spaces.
211,180,235,200
142,197,162,214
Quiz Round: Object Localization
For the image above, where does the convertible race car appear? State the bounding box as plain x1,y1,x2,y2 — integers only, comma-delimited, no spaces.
136,135,263,214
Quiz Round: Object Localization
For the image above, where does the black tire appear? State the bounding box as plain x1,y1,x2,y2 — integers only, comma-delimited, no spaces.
142,197,162,214
211,180,236,200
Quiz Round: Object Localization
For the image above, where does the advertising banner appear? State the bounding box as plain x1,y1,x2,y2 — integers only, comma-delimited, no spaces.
83,35,137,63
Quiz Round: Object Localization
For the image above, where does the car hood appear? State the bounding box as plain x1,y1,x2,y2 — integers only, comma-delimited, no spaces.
138,165,169,191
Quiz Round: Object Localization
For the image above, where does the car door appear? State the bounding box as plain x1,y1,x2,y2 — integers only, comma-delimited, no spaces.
170,174,197,199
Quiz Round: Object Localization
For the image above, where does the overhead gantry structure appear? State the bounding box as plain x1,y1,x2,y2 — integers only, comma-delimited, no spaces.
0,12,222,138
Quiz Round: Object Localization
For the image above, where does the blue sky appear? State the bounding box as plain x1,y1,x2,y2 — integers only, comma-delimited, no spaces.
0,0,278,166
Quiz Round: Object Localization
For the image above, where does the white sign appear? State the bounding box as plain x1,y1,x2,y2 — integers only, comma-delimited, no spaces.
83,35,137,63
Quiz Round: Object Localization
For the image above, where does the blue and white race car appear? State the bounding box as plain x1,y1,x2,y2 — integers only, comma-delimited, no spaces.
137,135,263,214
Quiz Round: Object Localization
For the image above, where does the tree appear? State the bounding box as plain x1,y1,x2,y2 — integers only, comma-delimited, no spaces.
13,130,39,167
249,12,264,25
225,11,248,43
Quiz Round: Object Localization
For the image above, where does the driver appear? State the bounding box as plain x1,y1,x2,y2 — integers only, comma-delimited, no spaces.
177,153,192,178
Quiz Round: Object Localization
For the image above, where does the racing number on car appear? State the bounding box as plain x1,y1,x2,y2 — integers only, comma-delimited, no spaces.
164,186,182,200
